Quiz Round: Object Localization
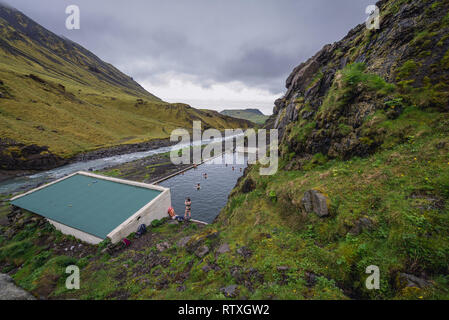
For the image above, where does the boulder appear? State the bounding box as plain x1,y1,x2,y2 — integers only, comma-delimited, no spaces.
277,266,290,272
220,285,238,298
0,274,36,300
301,190,329,217
195,245,210,258
305,271,317,287
177,285,186,292
177,236,191,248
236,246,252,259
216,243,230,255
397,273,432,289
156,241,170,252
241,178,256,194
230,266,243,283
349,217,373,235
201,265,211,273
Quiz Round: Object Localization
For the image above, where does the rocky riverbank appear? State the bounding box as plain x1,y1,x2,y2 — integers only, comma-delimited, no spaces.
0,138,175,183
97,152,192,184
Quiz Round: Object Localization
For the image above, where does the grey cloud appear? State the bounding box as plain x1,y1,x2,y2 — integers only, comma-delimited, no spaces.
5,0,374,109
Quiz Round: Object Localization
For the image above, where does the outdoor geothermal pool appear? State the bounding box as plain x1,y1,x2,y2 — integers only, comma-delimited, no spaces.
159,152,247,223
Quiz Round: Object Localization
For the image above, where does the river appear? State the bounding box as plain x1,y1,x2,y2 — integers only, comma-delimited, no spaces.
0,134,243,196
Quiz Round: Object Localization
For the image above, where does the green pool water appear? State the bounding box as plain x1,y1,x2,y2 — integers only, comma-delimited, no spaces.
11,174,162,239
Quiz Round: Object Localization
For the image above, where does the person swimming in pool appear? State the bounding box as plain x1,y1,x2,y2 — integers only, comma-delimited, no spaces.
184,197,192,220
203,173,208,179
196,183,201,190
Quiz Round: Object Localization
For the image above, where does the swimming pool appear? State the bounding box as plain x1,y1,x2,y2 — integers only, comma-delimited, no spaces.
11,172,170,243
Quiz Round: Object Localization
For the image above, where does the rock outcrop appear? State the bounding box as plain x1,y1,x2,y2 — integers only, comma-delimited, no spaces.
0,138,65,171
301,190,329,217
266,0,449,167
0,274,35,300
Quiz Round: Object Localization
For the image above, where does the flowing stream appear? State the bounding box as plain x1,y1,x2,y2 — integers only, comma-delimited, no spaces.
0,134,242,196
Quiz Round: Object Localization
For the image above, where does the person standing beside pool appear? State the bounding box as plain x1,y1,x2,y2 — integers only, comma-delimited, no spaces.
185,197,192,220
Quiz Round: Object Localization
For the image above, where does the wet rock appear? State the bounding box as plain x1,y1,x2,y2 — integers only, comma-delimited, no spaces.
156,241,170,252
301,190,329,217
349,217,373,235
0,274,35,300
195,245,209,258
216,243,230,255
220,285,238,298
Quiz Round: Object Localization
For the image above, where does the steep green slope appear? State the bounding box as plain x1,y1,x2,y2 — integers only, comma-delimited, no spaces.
216,0,449,299
220,109,269,125
0,5,251,169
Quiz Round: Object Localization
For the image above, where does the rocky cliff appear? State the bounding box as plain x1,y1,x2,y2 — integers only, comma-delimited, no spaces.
214,0,449,299
269,0,449,169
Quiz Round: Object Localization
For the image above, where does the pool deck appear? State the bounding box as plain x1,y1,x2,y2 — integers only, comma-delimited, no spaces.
152,151,230,185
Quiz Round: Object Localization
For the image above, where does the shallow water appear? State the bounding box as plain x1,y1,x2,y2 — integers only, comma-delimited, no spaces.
0,134,241,195
159,152,247,223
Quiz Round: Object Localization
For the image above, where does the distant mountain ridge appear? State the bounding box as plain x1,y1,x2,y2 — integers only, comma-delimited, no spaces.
0,4,156,100
220,108,269,125
0,4,252,170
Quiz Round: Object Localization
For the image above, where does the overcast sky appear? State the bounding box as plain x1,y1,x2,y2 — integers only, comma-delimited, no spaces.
6,0,373,114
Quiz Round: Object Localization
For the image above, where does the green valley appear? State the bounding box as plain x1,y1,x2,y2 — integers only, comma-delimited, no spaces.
0,5,251,170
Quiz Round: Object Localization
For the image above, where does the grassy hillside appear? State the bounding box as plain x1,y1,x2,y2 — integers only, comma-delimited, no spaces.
220,109,269,125
0,5,251,167
0,0,448,301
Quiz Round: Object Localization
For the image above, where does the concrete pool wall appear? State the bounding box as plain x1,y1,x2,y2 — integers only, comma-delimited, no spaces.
10,171,171,245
